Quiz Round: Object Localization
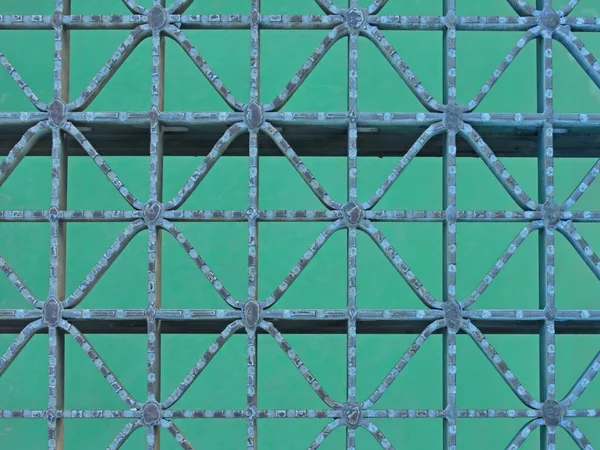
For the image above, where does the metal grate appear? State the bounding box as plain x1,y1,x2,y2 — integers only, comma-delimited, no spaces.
0,0,600,448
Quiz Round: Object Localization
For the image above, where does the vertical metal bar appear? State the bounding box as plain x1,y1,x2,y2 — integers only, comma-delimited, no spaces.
347,2,358,449
537,1,556,449
443,1,457,449
247,1,260,448
147,2,166,449
48,1,70,449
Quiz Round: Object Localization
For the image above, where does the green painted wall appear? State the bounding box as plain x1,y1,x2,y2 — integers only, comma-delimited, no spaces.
1,0,600,448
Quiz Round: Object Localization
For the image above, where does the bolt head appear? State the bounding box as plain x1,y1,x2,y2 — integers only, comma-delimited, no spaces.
342,202,364,227
244,101,264,131
148,5,168,30
245,406,257,420
48,99,66,127
344,403,362,428
443,300,462,332
542,200,562,230
149,107,160,124
44,408,57,422
540,8,560,31
144,306,156,321
346,7,365,31
51,11,63,28
444,103,464,132
243,300,261,329
143,201,163,224
541,400,562,427
48,206,60,221
43,297,62,326
348,305,358,321
444,10,457,28
141,402,162,426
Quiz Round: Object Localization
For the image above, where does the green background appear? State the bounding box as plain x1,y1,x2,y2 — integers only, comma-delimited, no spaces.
1,0,600,448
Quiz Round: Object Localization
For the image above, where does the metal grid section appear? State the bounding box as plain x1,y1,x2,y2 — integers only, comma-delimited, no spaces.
0,0,600,448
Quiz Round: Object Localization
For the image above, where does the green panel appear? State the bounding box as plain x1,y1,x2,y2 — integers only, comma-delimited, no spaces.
0,0,599,448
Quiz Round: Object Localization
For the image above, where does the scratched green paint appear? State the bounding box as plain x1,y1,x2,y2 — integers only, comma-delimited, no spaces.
0,0,599,448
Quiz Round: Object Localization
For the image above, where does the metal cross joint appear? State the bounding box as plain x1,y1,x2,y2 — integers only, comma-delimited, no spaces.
242,300,261,329
344,7,367,34
444,10,458,29
143,200,163,225
148,5,169,31
144,305,157,321
48,99,67,128
541,400,563,427
443,103,465,133
541,200,563,230
47,206,60,222
539,7,561,33
443,300,462,333
341,403,363,429
44,408,58,423
244,101,265,131
42,297,62,327
140,401,162,426
340,202,364,228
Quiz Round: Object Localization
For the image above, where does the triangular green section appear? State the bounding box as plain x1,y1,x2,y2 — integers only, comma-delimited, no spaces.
163,153,248,211
65,333,146,409
358,222,442,309
65,222,148,310
457,334,539,410
261,29,347,112
458,418,540,450
165,30,250,111
358,156,442,211
258,333,346,409
356,334,442,409
359,31,442,113
162,222,248,309
0,333,47,409
64,419,146,450
68,155,148,211
555,335,600,410
554,32,600,113
555,158,600,211
259,418,344,449
0,30,53,112
456,155,538,211
160,333,247,410
555,223,600,310
457,222,538,309
259,156,346,211
70,30,152,112
456,31,537,113
258,222,346,310
356,419,441,450
0,155,52,211
0,222,49,308
168,419,247,450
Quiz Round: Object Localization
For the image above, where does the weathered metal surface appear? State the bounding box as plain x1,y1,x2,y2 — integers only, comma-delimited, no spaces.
0,0,600,449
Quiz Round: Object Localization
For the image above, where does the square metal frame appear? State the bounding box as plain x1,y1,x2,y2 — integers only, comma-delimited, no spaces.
0,0,600,448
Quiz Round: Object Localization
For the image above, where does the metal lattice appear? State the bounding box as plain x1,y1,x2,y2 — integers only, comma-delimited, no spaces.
0,0,600,448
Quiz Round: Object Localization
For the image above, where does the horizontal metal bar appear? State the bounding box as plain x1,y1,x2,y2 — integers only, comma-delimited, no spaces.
1,14,599,31
1,126,599,158
0,314,598,334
